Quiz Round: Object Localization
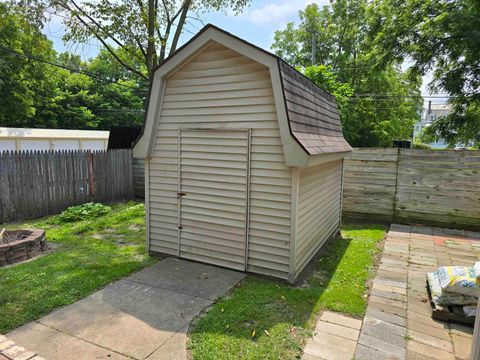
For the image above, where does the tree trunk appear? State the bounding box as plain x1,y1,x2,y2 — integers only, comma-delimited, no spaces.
146,0,156,79
169,0,192,56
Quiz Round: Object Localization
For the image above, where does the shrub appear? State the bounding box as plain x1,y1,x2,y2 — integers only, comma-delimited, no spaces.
58,203,111,222
412,142,432,149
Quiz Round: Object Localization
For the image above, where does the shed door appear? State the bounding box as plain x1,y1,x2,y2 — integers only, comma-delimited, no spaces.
178,129,251,271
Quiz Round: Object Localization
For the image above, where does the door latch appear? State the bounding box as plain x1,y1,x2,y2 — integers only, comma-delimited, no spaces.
177,192,186,198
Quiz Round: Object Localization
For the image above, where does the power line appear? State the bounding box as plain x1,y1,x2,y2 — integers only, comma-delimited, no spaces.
0,45,148,91
353,94,452,98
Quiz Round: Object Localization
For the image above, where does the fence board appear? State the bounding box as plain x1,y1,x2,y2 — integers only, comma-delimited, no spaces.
343,148,480,230
0,149,134,223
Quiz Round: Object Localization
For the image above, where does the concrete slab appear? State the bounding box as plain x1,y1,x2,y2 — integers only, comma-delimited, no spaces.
38,279,210,359
8,258,245,360
145,327,188,360
126,258,245,300
8,322,128,360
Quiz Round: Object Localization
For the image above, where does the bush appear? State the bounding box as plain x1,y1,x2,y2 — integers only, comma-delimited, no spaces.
58,203,111,222
412,142,432,149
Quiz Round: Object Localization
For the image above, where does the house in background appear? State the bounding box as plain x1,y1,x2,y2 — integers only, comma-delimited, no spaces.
0,127,109,152
413,102,452,149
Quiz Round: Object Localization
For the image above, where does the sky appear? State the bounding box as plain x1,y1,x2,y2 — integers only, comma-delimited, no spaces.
43,0,444,103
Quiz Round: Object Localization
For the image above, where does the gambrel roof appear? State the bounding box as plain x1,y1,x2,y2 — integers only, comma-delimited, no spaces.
278,61,351,155
134,24,351,167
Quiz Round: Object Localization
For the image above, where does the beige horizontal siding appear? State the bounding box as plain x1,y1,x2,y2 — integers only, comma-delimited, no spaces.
149,41,292,279
295,160,342,277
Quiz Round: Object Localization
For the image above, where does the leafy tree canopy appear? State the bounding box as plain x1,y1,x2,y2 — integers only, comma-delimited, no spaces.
15,0,252,79
0,3,145,130
272,1,422,147
371,0,480,145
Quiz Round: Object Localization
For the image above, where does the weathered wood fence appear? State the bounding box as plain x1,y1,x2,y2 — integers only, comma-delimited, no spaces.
343,148,480,230
0,149,134,223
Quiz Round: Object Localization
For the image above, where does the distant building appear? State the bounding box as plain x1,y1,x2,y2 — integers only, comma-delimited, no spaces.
413,102,452,149
0,127,109,152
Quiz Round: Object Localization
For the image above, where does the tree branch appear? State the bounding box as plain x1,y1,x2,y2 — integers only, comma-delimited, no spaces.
55,0,148,79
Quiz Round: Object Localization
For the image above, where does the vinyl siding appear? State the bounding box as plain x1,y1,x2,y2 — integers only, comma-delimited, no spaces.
148,42,292,279
295,160,342,277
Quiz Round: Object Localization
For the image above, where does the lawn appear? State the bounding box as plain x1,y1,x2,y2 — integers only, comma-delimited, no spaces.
0,201,154,333
188,224,387,360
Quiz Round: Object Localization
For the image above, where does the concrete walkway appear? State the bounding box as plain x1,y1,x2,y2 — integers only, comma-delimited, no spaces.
355,224,478,360
6,258,245,360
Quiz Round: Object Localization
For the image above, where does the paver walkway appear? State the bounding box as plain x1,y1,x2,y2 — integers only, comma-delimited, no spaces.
6,258,245,360
302,311,362,360
355,224,479,360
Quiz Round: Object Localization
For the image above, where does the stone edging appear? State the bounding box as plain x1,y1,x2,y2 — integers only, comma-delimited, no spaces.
0,334,44,360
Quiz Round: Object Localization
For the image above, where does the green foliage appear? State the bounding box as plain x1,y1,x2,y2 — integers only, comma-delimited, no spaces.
0,2,57,127
272,1,422,147
301,65,354,109
18,0,252,79
0,201,153,333
371,0,480,144
412,142,432,150
0,4,146,130
189,224,386,359
58,203,111,222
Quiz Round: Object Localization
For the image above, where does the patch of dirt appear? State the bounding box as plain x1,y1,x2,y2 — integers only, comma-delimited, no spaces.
128,224,141,232
92,234,105,240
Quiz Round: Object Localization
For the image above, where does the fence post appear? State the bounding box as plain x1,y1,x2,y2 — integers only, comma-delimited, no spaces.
87,150,95,200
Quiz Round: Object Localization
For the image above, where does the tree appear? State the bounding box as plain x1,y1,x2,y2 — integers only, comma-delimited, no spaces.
272,2,422,147
0,4,146,130
0,2,58,127
86,48,147,129
302,65,354,109
371,0,480,145
16,0,251,80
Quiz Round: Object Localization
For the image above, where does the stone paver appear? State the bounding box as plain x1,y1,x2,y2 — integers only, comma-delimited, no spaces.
0,335,42,360
302,311,361,360
353,224,479,360
7,258,245,360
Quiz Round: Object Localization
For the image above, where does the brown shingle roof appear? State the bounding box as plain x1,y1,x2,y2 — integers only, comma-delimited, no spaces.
278,60,352,155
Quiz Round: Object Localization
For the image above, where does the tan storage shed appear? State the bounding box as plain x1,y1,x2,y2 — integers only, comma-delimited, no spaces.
134,25,352,282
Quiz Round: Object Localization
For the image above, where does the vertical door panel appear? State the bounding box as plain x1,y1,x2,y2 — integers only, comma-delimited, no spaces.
179,129,250,270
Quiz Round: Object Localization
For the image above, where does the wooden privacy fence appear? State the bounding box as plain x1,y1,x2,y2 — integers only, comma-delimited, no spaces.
0,149,134,223
343,148,480,230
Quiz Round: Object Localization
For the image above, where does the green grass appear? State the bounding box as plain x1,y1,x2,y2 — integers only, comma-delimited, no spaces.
0,201,154,333
188,224,387,360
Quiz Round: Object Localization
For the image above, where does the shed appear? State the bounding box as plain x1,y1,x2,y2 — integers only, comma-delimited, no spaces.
0,127,109,152
134,25,352,282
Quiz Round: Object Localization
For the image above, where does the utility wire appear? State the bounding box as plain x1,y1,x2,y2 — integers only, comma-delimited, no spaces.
352,94,452,98
0,45,148,91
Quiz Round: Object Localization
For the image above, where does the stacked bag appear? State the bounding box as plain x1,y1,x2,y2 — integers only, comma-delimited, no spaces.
427,262,480,317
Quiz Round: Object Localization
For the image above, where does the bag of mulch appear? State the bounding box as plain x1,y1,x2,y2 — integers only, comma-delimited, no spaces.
437,263,480,297
463,305,477,317
427,271,477,306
